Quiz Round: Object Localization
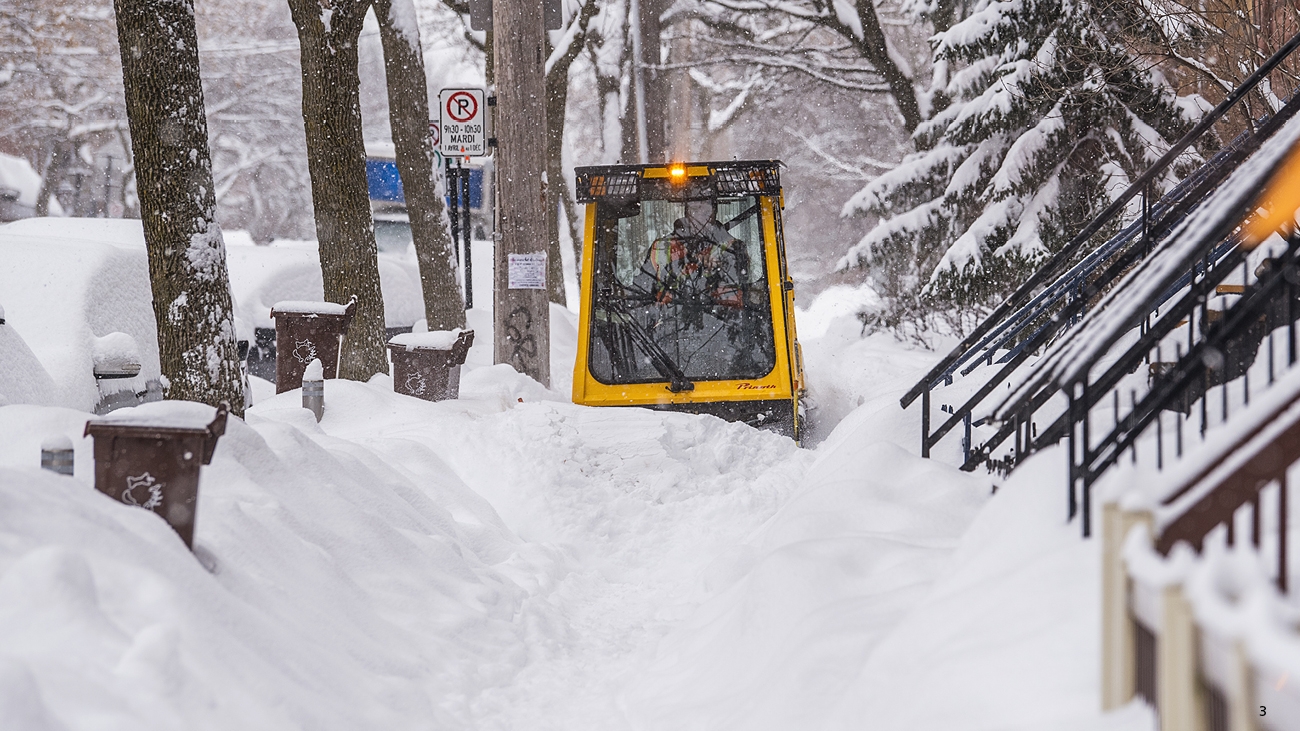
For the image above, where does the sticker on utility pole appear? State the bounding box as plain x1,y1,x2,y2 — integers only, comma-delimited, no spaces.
439,88,486,157
507,253,547,290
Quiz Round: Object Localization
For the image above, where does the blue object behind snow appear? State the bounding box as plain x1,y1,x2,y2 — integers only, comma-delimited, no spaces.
368,157,485,209
367,159,404,203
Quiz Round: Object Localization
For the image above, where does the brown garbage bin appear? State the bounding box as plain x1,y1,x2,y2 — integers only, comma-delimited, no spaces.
83,403,229,549
271,297,356,393
387,329,475,401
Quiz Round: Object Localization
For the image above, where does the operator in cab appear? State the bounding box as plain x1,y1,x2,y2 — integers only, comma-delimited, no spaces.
635,198,749,319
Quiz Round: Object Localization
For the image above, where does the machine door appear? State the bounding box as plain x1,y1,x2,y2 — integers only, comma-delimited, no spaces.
588,194,778,387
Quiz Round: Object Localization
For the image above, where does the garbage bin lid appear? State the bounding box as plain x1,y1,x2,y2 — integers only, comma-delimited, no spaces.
271,295,357,319
93,332,143,379
84,402,229,463
388,329,468,352
272,301,349,316
41,434,73,451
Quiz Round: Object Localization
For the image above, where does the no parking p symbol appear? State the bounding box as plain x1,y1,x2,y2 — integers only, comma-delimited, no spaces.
446,92,478,123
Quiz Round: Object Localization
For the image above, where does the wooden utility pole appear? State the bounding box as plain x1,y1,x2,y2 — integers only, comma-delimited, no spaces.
113,0,245,414
492,0,550,387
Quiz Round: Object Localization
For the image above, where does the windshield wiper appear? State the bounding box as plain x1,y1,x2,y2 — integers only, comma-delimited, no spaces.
600,292,695,392
723,203,760,231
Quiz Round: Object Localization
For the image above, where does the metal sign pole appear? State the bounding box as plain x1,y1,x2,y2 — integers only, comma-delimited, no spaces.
447,157,460,264
462,164,473,310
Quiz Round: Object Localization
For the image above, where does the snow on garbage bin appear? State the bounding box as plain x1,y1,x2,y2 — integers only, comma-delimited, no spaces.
387,329,474,402
83,402,229,549
270,296,356,393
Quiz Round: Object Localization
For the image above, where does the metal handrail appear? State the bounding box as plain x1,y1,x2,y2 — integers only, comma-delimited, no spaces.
921,87,1300,460
992,93,1300,442
971,126,1275,372
901,29,1300,410
1081,235,1300,532
953,127,1263,379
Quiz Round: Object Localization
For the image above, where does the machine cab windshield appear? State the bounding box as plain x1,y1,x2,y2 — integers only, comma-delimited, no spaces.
590,187,776,388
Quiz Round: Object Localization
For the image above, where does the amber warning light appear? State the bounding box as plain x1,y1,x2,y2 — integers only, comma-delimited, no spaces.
669,164,686,181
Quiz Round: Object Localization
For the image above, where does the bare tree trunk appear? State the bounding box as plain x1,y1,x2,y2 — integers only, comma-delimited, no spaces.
668,32,693,159
593,47,628,163
374,0,466,330
112,0,245,414
114,126,140,219
640,0,669,161
493,0,550,386
35,138,72,216
545,67,570,305
286,0,389,380
543,0,600,304
854,0,919,132
619,57,639,163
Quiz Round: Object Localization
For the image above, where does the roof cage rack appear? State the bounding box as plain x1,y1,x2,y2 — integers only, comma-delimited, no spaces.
574,160,782,204
713,164,781,196
576,169,640,202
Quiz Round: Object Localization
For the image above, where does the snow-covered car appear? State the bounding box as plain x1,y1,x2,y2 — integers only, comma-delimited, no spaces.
0,218,161,412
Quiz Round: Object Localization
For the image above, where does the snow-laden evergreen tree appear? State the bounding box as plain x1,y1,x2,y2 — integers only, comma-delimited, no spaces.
841,0,1196,335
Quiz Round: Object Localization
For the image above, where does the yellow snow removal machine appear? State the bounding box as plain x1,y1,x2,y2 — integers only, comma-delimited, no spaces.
571,160,805,440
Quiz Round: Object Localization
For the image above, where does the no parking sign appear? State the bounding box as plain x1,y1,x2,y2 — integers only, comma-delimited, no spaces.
438,88,486,157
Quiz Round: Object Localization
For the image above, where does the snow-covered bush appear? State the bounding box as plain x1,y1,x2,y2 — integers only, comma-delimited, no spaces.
841,0,1195,335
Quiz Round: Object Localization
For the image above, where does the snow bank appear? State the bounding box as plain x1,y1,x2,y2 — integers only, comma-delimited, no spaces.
0,315,58,407
823,445,1153,731
0,254,1160,729
2,217,144,247
618,420,1156,731
462,300,579,397
624,424,991,731
793,283,958,448
0,399,536,728
0,218,161,410
0,360,810,728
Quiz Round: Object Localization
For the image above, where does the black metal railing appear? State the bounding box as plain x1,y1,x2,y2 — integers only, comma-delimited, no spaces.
1063,231,1300,536
978,118,1300,531
906,31,1300,463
